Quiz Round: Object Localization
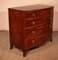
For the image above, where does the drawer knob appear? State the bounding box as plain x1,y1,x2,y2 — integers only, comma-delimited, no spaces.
32,21,35,25
32,40,35,44
32,31,35,34
32,13,35,16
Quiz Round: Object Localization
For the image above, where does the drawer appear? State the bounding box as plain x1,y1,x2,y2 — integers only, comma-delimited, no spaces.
24,10,46,19
24,18,50,27
24,19,40,27
24,8,53,19
24,25,50,39
25,36,48,49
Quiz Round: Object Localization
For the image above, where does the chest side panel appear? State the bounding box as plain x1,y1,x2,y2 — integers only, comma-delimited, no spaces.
8,9,23,48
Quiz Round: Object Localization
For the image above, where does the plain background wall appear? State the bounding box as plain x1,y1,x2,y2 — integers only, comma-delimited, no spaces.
0,0,58,31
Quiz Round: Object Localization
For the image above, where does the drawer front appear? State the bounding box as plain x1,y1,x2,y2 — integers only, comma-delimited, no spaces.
24,17,50,28
24,19,40,27
24,34,48,49
24,17,51,30
24,24,50,39
24,7,53,19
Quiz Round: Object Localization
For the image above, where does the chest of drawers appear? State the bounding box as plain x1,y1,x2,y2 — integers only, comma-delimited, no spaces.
8,4,54,57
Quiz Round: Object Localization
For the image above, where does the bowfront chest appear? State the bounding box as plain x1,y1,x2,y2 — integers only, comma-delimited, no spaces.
8,4,54,57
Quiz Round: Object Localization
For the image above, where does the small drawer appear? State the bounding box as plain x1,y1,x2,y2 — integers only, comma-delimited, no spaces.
24,25,49,39
25,36,48,49
24,7,53,19
24,18,50,28
24,10,44,19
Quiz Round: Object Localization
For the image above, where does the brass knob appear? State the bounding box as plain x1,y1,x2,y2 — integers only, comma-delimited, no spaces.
32,30,35,34
32,21,35,25
32,13,35,16
32,40,35,44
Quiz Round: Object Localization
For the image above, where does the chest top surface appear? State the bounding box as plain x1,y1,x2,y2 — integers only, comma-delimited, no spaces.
9,4,53,11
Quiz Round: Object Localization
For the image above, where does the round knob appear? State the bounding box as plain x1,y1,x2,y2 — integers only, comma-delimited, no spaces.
32,21,35,25
32,13,35,16
32,30,35,34
32,40,35,44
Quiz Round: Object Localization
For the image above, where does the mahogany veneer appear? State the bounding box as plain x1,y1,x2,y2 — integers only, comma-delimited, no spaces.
8,4,54,57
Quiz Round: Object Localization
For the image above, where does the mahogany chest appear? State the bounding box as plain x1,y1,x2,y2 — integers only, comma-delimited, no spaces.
8,4,54,57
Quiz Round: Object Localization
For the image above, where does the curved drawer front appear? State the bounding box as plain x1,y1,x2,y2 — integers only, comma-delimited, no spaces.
24,17,50,28
24,7,53,19
24,35,48,49
24,22,50,38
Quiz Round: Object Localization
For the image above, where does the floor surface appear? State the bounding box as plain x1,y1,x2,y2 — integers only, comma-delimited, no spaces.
0,31,58,60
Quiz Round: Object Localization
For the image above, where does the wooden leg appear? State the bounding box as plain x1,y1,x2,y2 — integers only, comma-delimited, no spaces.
10,44,13,49
23,50,27,57
50,38,52,42
10,40,13,49
49,37,52,42
49,34,52,42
